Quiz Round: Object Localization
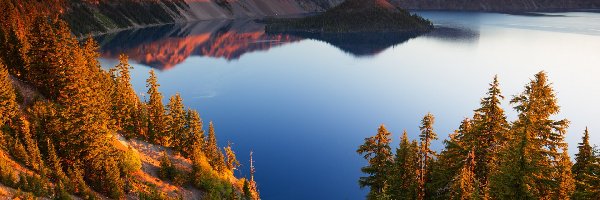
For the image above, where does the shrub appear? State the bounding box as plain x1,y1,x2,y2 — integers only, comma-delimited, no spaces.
158,151,175,181
120,146,142,174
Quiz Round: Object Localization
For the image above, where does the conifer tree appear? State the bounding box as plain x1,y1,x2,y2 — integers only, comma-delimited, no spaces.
225,142,240,172
111,54,140,138
450,150,482,200
389,131,419,200
183,109,204,156
167,93,186,149
205,122,226,172
13,117,44,171
572,128,600,199
46,139,67,184
418,113,437,200
428,119,472,199
357,124,393,199
0,61,18,127
490,71,572,199
470,75,509,193
146,70,168,145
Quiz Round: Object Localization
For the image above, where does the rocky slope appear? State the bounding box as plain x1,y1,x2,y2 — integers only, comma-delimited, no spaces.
62,0,344,36
391,0,600,12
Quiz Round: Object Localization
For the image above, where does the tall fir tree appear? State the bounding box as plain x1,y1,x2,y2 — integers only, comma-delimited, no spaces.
0,61,18,128
389,131,419,200
470,75,509,194
205,121,226,172
166,93,186,149
428,118,472,199
418,113,438,200
183,109,204,157
450,150,482,200
357,124,393,200
225,142,240,173
111,54,140,138
146,70,168,145
572,128,600,199
490,71,573,199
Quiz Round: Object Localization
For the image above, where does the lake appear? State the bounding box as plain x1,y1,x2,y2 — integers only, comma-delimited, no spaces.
97,11,600,199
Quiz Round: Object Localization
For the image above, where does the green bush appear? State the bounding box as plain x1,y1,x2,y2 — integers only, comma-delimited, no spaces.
120,146,142,174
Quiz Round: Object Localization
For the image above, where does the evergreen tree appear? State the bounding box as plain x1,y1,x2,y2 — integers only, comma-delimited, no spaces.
225,142,240,172
159,151,176,181
418,113,438,200
183,109,204,157
357,124,393,199
490,71,572,199
470,75,509,194
205,121,226,172
167,93,186,149
111,54,140,138
13,116,44,171
0,61,18,127
428,119,472,199
450,150,482,200
146,70,167,145
572,128,600,199
389,131,419,200
45,139,67,184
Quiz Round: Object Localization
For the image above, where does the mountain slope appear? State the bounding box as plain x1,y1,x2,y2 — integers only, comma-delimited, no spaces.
62,0,344,36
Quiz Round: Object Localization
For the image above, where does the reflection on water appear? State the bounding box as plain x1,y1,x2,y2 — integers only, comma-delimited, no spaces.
95,20,479,69
96,20,303,70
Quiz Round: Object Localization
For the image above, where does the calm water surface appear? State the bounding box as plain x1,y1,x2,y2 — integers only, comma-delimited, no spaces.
98,11,600,199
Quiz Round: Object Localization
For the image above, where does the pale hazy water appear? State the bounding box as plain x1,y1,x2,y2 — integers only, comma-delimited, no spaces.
99,11,600,199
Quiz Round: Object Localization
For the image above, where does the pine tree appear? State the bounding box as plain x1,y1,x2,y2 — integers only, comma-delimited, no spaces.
389,131,419,200
357,124,393,199
450,150,482,200
0,61,18,127
205,121,226,172
159,151,175,180
572,128,600,199
470,75,509,193
490,71,572,199
428,118,472,199
46,139,67,184
111,54,140,138
13,116,44,171
167,93,186,149
418,113,438,200
183,109,204,156
146,70,167,145
558,150,576,199
225,142,240,173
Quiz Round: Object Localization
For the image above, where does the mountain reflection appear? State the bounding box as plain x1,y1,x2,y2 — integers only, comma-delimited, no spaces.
96,20,479,70
96,20,302,70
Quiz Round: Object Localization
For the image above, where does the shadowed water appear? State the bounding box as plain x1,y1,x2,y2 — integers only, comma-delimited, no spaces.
98,11,600,200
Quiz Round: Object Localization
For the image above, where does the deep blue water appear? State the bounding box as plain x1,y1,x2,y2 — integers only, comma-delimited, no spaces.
98,11,600,199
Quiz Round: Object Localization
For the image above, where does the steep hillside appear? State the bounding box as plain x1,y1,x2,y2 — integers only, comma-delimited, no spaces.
62,0,344,36
391,0,600,12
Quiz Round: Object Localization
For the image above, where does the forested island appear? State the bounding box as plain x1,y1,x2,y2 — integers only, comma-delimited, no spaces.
0,0,259,199
358,73,600,199
265,0,433,33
